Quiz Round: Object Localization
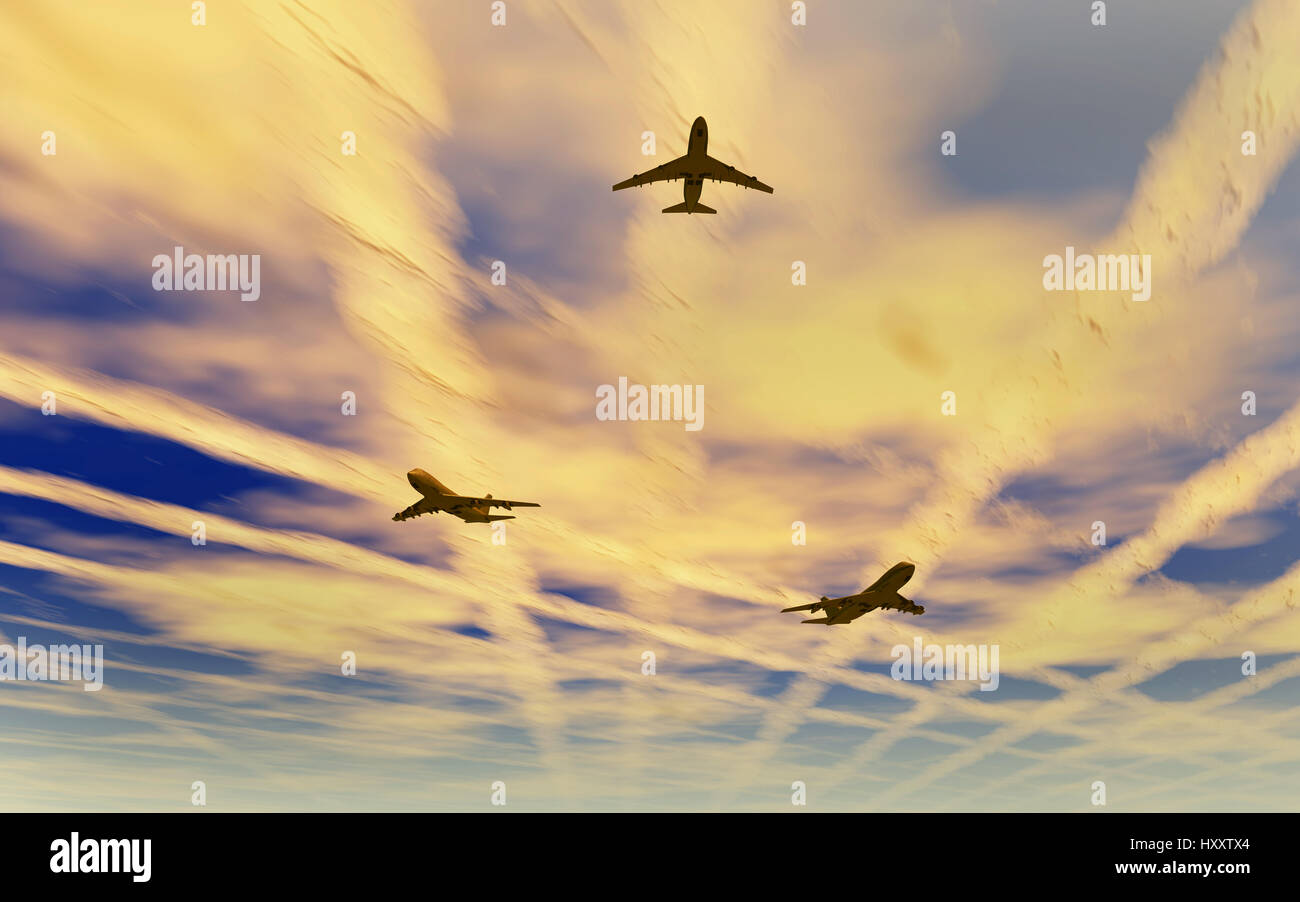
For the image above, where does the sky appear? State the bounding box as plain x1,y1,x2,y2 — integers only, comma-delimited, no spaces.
1,0,1299,812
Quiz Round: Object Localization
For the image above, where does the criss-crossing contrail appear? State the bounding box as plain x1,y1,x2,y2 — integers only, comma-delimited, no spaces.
871,558,1300,808
720,0,1300,803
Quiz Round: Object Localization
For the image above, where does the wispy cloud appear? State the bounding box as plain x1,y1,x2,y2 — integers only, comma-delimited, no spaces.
1,0,1298,811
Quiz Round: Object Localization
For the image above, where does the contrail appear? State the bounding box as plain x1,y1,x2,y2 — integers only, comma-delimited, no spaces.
945,655,1300,811
723,0,1300,803
0,466,1019,720
871,556,1300,808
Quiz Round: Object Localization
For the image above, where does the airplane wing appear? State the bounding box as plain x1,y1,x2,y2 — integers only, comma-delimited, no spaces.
439,495,540,511
781,602,820,613
702,155,773,193
393,497,440,521
612,155,692,191
782,594,839,614
873,595,925,615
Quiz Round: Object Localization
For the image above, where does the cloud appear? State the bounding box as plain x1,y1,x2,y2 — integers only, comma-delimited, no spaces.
1,0,1299,810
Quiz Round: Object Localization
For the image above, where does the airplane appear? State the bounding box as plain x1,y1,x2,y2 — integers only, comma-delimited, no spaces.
612,116,773,214
392,469,540,524
781,562,924,625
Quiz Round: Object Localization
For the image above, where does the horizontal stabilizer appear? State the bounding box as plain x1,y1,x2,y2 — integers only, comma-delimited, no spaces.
662,202,716,214
801,617,832,625
485,515,515,522
780,602,819,613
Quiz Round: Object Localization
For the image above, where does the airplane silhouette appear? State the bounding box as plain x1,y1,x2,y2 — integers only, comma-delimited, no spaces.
392,469,539,524
782,563,924,625
612,116,773,213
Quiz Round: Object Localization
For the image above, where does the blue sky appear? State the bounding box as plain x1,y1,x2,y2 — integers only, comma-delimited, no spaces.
1,0,1298,812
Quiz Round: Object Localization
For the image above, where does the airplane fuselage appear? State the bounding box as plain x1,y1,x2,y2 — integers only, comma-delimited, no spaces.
679,117,708,211
408,468,452,496
818,589,910,624
450,504,498,523
819,561,918,622
784,562,922,624
404,469,502,522
612,114,771,213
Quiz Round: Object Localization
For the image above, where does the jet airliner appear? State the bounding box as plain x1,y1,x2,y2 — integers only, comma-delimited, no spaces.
392,469,540,524
781,562,925,625
612,116,773,213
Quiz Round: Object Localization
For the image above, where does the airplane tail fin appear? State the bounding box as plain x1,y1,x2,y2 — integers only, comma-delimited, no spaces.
485,514,515,522
800,617,833,625
662,202,716,214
